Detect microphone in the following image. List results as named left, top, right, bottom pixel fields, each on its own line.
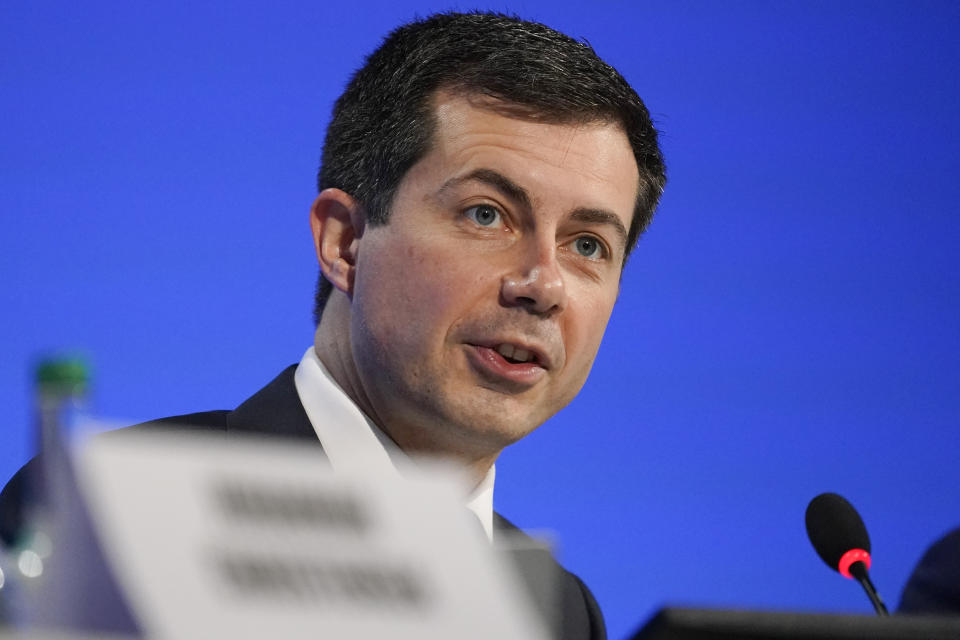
left=805, top=492, right=889, bottom=616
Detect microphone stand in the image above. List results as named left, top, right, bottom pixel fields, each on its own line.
left=849, top=561, right=889, bottom=616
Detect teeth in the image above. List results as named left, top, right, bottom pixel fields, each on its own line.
left=495, top=344, right=533, bottom=363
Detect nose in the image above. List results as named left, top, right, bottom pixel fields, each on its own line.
left=501, top=242, right=567, bottom=315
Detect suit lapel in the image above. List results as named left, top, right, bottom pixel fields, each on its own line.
left=226, top=365, right=319, bottom=442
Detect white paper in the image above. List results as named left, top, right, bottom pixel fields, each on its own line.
left=74, top=428, right=547, bottom=640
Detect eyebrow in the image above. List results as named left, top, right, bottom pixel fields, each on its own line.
left=438, top=168, right=629, bottom=251
left=438, top=168, right=532, bottom=210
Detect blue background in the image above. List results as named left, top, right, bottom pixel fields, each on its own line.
left=2, top=2, right=959, bottom=637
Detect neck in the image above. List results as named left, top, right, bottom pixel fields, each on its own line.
left=313, top=295, right=498, bottom=488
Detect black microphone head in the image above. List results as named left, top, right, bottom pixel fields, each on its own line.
left=805, top=492, right=871, bottom=572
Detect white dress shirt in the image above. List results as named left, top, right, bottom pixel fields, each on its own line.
left=294, top=347, right=495, bottom=541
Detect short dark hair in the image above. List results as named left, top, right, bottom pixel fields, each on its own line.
left=314, top=11, right=666, bottom=323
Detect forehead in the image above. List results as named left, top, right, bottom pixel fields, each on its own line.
left=410, top=93, right=640, bottom=225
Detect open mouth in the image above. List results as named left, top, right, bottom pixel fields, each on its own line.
left=464, top=342, right=548, bottom=390
left=494, top=343, right=538, bottom=365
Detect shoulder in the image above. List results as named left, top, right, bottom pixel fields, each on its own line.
left=0, top=410, right=232, bottom=546
left=1, top=365, right=307, bottom=546
left=494, top=512, right=607, bottom=640
left=129, top=410, right=231, bottom=432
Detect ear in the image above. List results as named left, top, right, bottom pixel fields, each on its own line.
left=309, top=188, right=366, bottom=296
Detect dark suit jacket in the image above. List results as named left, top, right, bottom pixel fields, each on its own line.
left=899, top=527, right=960, bottom=615
left=0, top=365, right=606, bottom=640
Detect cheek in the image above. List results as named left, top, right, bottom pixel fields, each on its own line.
left=396, top=245, right=461, bottom=313
left=356, top=237, right=484, bottom=348
left=564, top=289, right=618, bottom=375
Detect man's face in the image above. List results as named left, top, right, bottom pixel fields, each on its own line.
left=348, top=94, right=640, bottom=458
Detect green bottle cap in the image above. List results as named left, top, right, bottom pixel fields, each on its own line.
left=35, top=357, right=90, bottom=392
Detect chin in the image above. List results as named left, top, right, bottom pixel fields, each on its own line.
left=442, top=403, right=546, bottom=452
left=404, top=382, right=557, bottom=454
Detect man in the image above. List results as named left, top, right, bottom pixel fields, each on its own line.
left=1, top=11, right=665, bottom=639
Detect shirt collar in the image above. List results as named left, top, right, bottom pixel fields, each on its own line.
left=294, top=346, right=496, bottom=541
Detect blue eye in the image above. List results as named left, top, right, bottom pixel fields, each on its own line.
left=464, top=204, right=502, bottom=227
left=573, top=236, right=603, bottom=259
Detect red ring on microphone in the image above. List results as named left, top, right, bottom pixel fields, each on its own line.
left=838, top=548, right=871, bottom=579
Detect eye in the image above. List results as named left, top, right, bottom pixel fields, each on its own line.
left=572, top=235, right=605, bottom=259
left=464, top=204, right=503, bottom=228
